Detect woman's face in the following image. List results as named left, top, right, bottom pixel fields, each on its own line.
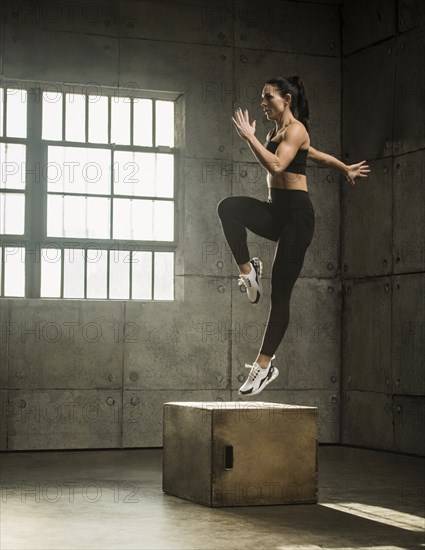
left=260, top=84, right=289, bottom=120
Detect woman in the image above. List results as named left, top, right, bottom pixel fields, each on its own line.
left=217, top=75, right=370, bottom=397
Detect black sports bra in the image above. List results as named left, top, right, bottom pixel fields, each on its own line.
left=265, top=129, right=308, bottom=175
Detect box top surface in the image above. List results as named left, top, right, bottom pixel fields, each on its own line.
left=164, top=401, right=318, bottom=410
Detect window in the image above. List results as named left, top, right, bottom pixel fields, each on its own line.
left=0, top=84, right=179, bottom=300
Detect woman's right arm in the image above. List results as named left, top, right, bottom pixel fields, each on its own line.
left=308, top=146, right=370, bottom=185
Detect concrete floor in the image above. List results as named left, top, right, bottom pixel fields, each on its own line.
left=0, top=445, right=424, bottom=550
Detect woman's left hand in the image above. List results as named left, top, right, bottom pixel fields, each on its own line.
left=231, top=108, right=256, bottom=140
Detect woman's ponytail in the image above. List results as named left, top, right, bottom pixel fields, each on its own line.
left=290, top=75, right=310, bottom=132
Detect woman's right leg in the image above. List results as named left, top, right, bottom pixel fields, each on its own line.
left=217, top=195, right=278, bottom=266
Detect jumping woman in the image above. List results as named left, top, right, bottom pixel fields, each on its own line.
left=217, top=75, right=370, bottom=397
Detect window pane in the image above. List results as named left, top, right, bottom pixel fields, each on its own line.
left=155, top=100, right=174, bottom=147
left=47, top=194, right=64, bottom=236
left=155, top=153, right=174, bottom=197
left=48, top=146, right=111, bottom=195
left=113, top=199, right=152, bottom=240
left=133, top=99, right=152, bottom=146
left=0, top=143, right=26, bottom=190
left=0, top=88, right=4, bottom=137
left=0, top=193, right=25, bottom=234
left=88, top=95, right=108, bottom=144
left=86, top=197, right=111, bottom=238
left=65, top=93, right=86, bottom=142
left=132, top=251, right=152, bottom=299
left=114, top=151, right=155, bottom=197
left=47, top=195, right=110, bottom=238
left=153, top=201, right=174, bottom=240
left=87, top=248, right=107, bottom=299
left=109, top=250, right=130, bottom=299
left=40, top=247, right=62, bottom=297
left=154, top=252, right=173, bottom=300
left=42, top=91, right=63, bottom=141
left=112, top=199, right=173, bottom=241
left=4, top=246, right=25, bottom=296
left=111, top=97, right=130, bottom=145
left=113, top=152, right=173, bottom=198
left=6, top=89, right=27, bottom=138
left=63, top=248, right=85, bottom=298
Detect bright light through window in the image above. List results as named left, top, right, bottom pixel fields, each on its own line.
left=156, top=100, right=174, bottom=146
left=4, top=246, right=25, bottom=296
left=65, top=93, right=86, bottom=142
left=6, top=89, right=27, bottom=138
left=1, top=85, right=176, bottom=300
left=42, top=90, right=63, bottom=141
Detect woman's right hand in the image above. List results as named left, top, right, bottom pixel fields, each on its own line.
left=345, top=160, right=371, bottom=186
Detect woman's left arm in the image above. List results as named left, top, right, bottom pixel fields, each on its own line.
left=308, top=146, right=371, bottom=186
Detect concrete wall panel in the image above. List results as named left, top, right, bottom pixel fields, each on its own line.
left=307, top=173, right=341, bottom=279
left=392, top=274, right=425, bottom=395
left=119, top=0, right=233, bottom=47
left=342, top=0, right=396, bottom=55
left=7, top=300, right=124, bottom=390
left=234, top=0, right=340, bottom=57
left=178, top=156, right=232, bottom=277
left=0, top=390, right=7, bottom=450
left=298, top=0, right=342, bottom=3
left=397, top=0, right=425, bottom=34
left=394, top=29, right=425, bottom=155
left=7, top=389, right=121, bottom=450
left=341, top=159, right=392, bottom=278
left=231, top=160, right=271, bottom=203
left=342, top=278, right=392, bottom=393
left=393, top=395, right=425, bottom=455
left=340, top=1, right=424, bottom=456
left=341, top=390, right=393, bottom=450
left=3, top=0, right=120, bottom=37
left=232, top=278, right=341, bottom=392
left=26, top=0, right=119, bottom=36
left=3, top=26, right=119, bottom=86
left=119, top=39, right=233, bottom=160
left=342, top=39, right=396, bottom=162
left=122, top=389, right=231, bottom=447
left=124, top=276, right=230, bottom=391
left=393, top=150, right=425, bottom=274
left=233, top=49, right=341, bottom=164
left=0, top=300, right=10, bottom=389
left=235, top=389, right=339, bottom=443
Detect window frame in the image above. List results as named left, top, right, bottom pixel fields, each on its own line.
left=0, top=81, right=182, bottom=300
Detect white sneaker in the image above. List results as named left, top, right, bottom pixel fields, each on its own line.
left=237, top=257, right=263, bottom=304
left=238, top=355, right=278, bottom=396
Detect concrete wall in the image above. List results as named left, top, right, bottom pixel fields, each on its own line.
left=1, top=1, right=422, bottom=457
left=340, top=0, right=425, bottom=455
left=0, top=0, right=343, bottom=450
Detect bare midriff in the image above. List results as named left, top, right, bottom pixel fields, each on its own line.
left=266, top=167, right=308, bottom=192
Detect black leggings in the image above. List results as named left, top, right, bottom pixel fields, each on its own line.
left=217, top=188, right=315, bottom=357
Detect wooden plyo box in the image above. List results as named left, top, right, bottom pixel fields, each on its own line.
left=162, top=401, right=318, bottom=507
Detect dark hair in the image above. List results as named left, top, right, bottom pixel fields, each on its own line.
left=265, top=75, right=310, bottom=132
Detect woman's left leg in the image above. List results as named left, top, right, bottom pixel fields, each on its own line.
left=238, top=206, right=315, bottom=396
left=259, top=207, right=315, bottom=358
